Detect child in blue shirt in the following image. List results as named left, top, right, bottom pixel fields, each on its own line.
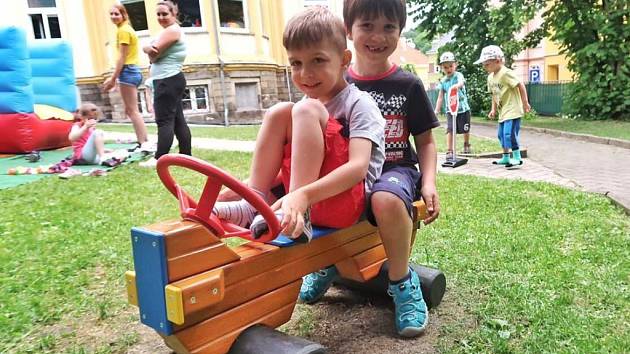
left=434, top=52, right=472, bottom=158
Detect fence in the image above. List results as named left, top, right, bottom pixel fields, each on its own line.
left=427, top=81, right=571, bottom=116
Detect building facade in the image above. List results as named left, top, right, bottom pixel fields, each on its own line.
left=5, top=0, right=345, bottom=125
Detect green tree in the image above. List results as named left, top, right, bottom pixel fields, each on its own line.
left=544, top=0, right=629, bottom=120
left=408, top=0, right=545, bottom=115
left=402, top=28, right=432, bottom=53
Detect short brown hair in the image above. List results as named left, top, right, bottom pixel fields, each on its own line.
left=283, top=6, right=347, bottom=52
left=343, top=0, right=407, bottom=34
left=79, top=103, right=100, bottom=117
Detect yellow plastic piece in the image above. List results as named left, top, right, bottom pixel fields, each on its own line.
left=34, top=104, right=74, bottom=121
left=125, top=271, right=138, bottom=306
left=165, top=285, right=185, bottom=325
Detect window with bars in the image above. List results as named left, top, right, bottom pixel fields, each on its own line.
left=175, top=0, right=203, bottom=28
left=27, top=0, right=61, bottom=39
left=137, top=85, right=210, bottom=115
left=182, top=85, right=209, bottom=112
left=218, top=0, right=246, bottom=29
left=122, top=0, right=148, bottom=31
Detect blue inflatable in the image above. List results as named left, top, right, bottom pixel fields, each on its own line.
left=0, top=26, right=77, bottom=153
left=29, top=40, right=77, bottom=113
left=0, top=27, right=34, bottom=114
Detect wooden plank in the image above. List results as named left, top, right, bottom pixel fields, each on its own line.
left=192, top=303, right=295, bottom=354
left=222, top=221, right=377, bottom=287
left=167, top=243, right=240, bottom=282
left=335, top=244, right=386, bottom=282
left=166, top=268, right=224, bottom=325
left=173, top=280, right=301, bottom=351
left=173, top=232, right=383, bottom=329
left=164, top=222, right=222, bottom=258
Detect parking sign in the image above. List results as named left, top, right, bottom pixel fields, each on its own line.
left=529, top=66, right=541, bottom=83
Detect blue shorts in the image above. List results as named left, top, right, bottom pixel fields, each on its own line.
left=366, top=165, right=421, bottom=226
left=118, top=65, right=143, bottom=87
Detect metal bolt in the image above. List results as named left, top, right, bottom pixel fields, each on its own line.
left=152, top=241, right=157, bottom=247
left=134, top=236, right=138, bottom=242
left=142, top=314, right=146, bottom=319
left=190, top=296, right=196, bottom=304
left=160, top=322, right=164, bottom=328
left=212, top=288, right=218, bottom=295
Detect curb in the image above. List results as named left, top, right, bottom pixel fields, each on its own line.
left=606, top=192, right=630, bottom=217
left=458, top=148, right=528, bottom=159
left=470, top=120, right=630, bottom=149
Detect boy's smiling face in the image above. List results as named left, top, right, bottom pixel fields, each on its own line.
left=347, top=15, right=400, bottom=66
left=287, top=39, right=351, bottom=103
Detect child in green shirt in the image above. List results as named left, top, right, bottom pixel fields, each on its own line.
left=475, top=45, right=531, bottom=167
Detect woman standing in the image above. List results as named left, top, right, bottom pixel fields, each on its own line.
left=139, top=0, right=191, bottom=167
left=102, top=4, right=150, bottom=152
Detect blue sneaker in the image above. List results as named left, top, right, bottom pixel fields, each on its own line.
left=299, top=266, right=338, bottom=304
left=388, top=269, right=428, bottom=337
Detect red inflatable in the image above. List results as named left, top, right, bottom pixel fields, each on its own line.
left=0, top=113, right=72, bottom=153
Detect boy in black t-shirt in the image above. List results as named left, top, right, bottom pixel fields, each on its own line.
left=299, top=0, right=441, bottom=338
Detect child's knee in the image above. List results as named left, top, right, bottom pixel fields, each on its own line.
left=292, top=99, right=328, bottom=127
left=263, top=101, right=294, bottom=125
left=371, top=191, right=406, bottom=217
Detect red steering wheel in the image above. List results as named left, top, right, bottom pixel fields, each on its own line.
left=156, top=154, right=281, bottom=243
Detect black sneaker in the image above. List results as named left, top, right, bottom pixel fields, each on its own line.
left=127, top=142, right=141, bottom=152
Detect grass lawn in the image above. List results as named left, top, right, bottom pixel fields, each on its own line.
left=100, top=123, right=500, bottom=154
left=1, top=150, right=628, bottom=353
left=100, top=123, right=261, bottom=141
left=471, top=116, right=630, bottom=141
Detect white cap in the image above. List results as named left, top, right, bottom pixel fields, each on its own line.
left=439, top=52, right=456, bottom=64
left=474, top=45, right=504, bottom=64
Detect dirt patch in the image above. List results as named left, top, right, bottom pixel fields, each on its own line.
left=282, top=286, right=471, bottom=354
left=124, top=285, right=473, bottom=354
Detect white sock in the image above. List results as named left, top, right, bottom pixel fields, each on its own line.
left=213, top=188, right=265, bottom=227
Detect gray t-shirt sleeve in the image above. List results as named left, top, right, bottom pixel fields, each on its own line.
left=348, top=91, right=386, bottom=145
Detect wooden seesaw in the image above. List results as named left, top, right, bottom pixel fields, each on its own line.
left=125, top=154, right=446, bottom=354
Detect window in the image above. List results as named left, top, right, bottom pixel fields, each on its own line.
left=218, top=0, right=246, bottom=29
left=235, top=83, right=259, bottom=110
left=174, top=0, right=203, bottom=27
left=122, top=0, right=148, bottom=31
left=27, top=0, right=61, bottom=39
left=182, top=85, right=209, bottom=112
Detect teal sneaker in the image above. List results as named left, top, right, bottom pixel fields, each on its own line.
left=506, top=149, right=523, bottom=167
left=299, top=266, right=338, bottom=304
left=492, top=153, right=510, bottom=165
left=388, top=269, right=428, bottom=337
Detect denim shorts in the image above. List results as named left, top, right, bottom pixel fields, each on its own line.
left=118, top=65, right=143, bottom=87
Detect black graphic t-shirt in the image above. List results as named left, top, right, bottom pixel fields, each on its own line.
left=346, top=65, right=440, bottom=171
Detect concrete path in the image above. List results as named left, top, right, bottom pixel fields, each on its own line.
left=468, top=124, right=630, bottom=213
left=105, top=125, right=629, bottom=213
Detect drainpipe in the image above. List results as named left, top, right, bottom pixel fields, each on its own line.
left=210, top=1, right=229, bottom=126
left=285, top=65, right=292, bottom=102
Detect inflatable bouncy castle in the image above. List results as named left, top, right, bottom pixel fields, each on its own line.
left=0, top=26, right=78, bottom=154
